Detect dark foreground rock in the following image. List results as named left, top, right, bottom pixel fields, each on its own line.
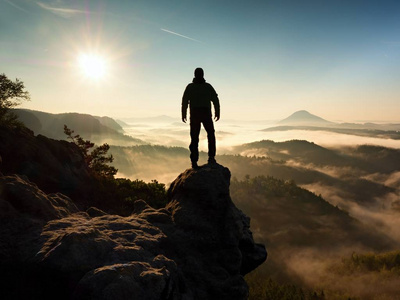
left=0, top=164, right=266, bottom=300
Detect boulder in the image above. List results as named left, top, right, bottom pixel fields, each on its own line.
left=0, top=174, right=79, bottom=264
left=0, top=174, right=79, bottom=222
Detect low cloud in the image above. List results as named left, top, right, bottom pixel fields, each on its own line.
left=385, top=171, right=400, bottom=188
left=302, top=181, right=400, bottom=243
left=283, top=248, right=400, bottom=299
left=121, top=120, right=400, bottom=152
left=286, top=160, right=361, bottom=179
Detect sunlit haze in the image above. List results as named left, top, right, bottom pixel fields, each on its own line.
left=1, top=0, right=400, bottom=122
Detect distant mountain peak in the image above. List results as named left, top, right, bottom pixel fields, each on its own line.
left=292, top=110, right=313, bottom=116
left=279, top=110, right=333, bottom=126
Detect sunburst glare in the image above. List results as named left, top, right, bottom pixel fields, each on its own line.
left=78, top=53, right=107, bottom=80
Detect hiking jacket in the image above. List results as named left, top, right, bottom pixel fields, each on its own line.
left=181, top=78, right=220, bottom=119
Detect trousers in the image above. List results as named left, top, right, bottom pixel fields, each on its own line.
left=189, top=108, right=216, bottom=163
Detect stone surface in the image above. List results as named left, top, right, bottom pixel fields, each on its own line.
left=0, top=174, right=79, bottom=266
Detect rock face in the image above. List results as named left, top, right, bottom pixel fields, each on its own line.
left=1, top=162, right=266, bottom=299
left=0, top=126, right=92, bottom=202
left=166, top=164, right=267, bottom=298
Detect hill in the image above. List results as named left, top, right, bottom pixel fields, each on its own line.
left=13, top=109, right=145, bottom=146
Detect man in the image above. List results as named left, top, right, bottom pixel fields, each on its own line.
left=181, top=68, right=220, bottom=169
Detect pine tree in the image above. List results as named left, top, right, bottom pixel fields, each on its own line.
left=64, top=125, right=118, bottom=178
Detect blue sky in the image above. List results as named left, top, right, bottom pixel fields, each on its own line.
left=1, top=0, right=400, bottom=121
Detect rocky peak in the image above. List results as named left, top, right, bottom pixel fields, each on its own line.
left=167, top=164, right=267, bottom=276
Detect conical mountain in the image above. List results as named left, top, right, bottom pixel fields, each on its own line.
left=278, top=110, right=334, bottom=126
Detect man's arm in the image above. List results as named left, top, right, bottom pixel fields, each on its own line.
left=210, top=85, right=220, bottom=121
left=181, top=85, right=190, bottom=123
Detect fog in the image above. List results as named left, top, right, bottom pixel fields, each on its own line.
left=122, top=120, right=400, bottom=152
left=283, top=248, right=400, bottom=300
left=117, top=120, right=400, bottom=233
left=112, top=119, right=400, bottom=299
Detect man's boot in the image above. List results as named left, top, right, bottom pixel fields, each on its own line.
left=208, top=157, right=216, bottom=164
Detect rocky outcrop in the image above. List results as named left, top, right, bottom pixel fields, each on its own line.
left=165, top=164, right=267, bottom=298
left=0, top=163, right=266, bottom=299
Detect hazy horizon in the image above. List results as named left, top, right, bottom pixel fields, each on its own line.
left=15, top=107, right=400, bottom=124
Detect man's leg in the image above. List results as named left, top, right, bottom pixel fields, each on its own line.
left=202, top=114, right=216, bottom=163
left=189, top=114, right=201, bottom=167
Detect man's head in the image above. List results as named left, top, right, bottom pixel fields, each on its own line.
left=194, top=68, right=204, bottom=79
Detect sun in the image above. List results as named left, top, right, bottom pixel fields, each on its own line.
left=78, top=53, right=107, bottom=80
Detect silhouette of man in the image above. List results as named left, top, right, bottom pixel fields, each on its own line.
left=182, top=68, right=220, bottom=169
